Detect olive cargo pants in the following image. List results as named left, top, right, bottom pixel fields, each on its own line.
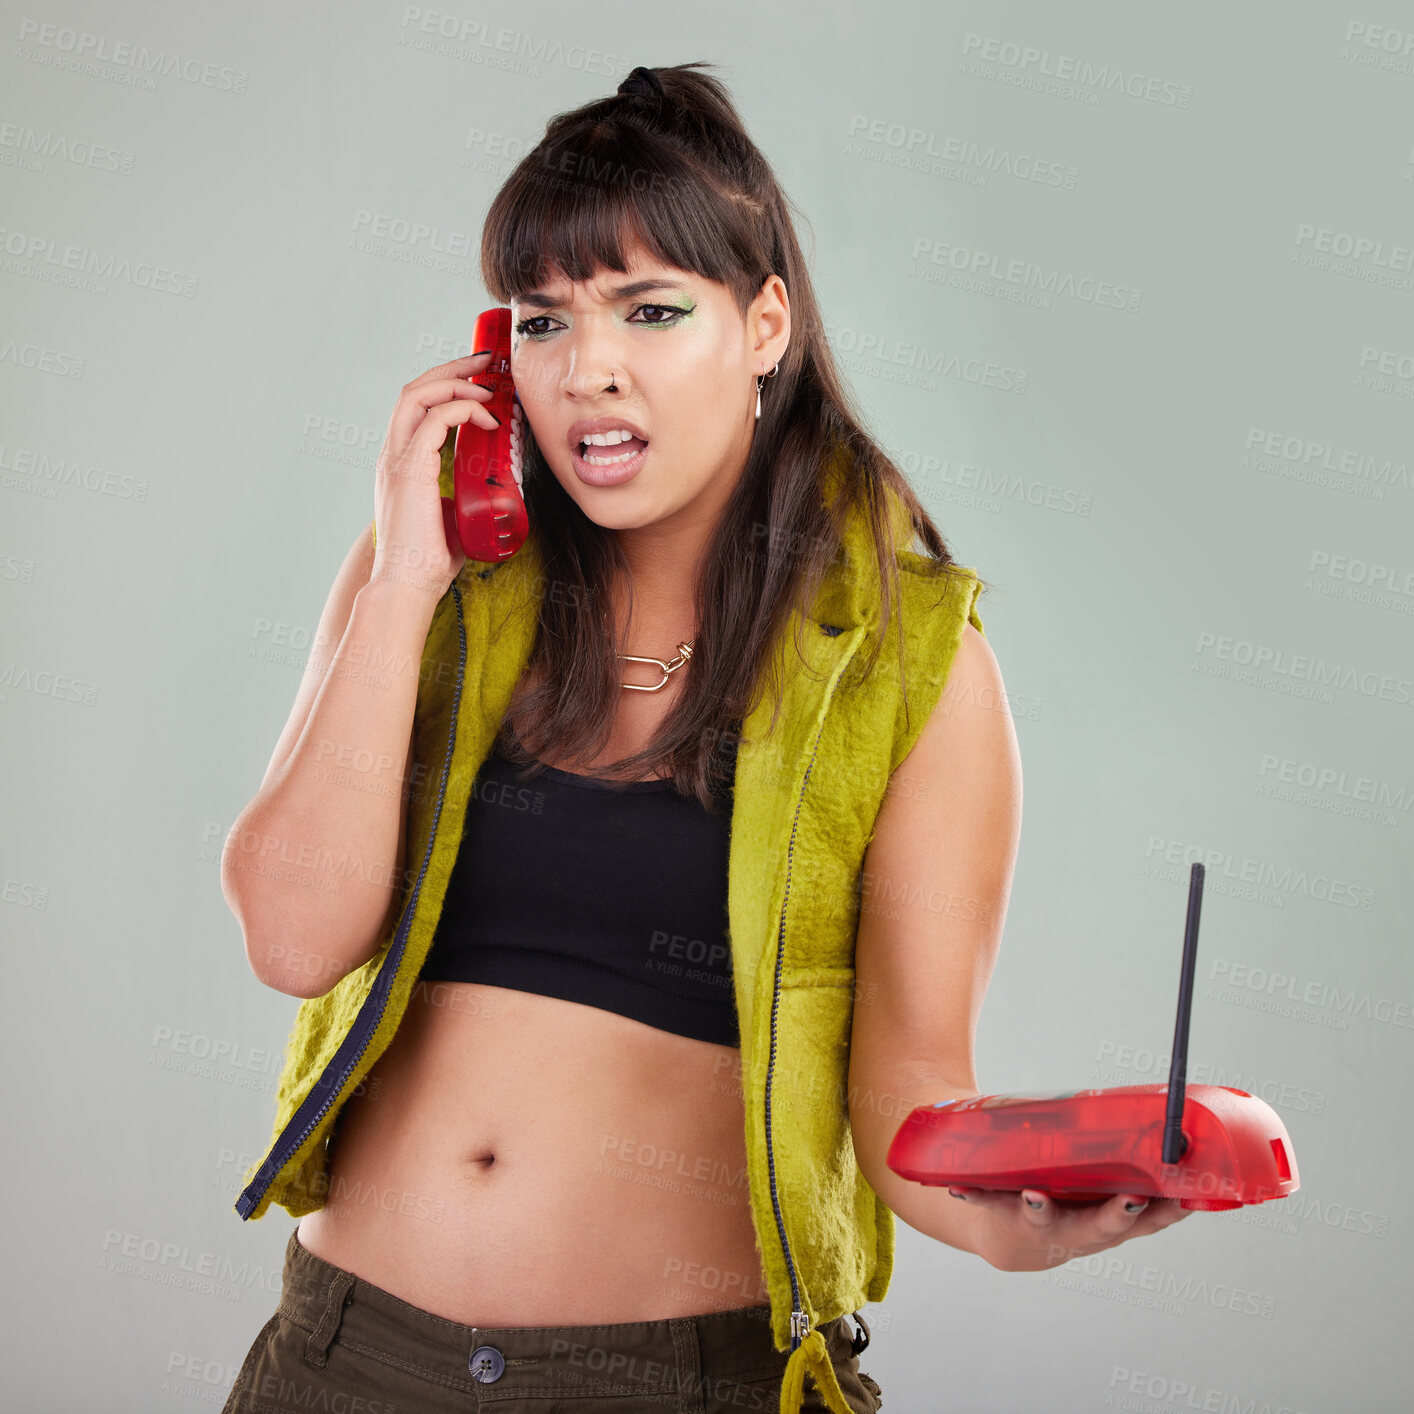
left=223, top=1226, right=883, bottom=1412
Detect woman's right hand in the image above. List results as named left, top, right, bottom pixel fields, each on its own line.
left=371, top=350, right=502, bottom=604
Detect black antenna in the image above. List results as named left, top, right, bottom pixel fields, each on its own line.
left=1162, top=862, right=1204, bottom=1166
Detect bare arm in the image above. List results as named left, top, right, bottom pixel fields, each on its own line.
left=222, top=351, right=498, bottom=997
left=849, top=624, right=1194, bottom=1270
left=848, top=622, right=1021, bottom=1261
left=220, top=523, right=433, bottom=997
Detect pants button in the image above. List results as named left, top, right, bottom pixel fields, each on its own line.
left=469, top=1344, right=505, bottom=1382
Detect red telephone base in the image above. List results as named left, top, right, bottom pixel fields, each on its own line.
left=888, top=1084, right=1299, bottom=1211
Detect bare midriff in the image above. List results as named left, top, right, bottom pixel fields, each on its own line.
left=295, top=661, right=769, bottom=1326
left=294, top=982, right=768, bottom=1325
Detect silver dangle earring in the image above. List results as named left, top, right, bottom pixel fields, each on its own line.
left=754, top=360, right=779, bottom=421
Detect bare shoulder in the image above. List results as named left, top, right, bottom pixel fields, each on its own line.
left=949, top=620, right=1005, bottom=718
left=848, top=618, right=1021, bottom=1088
left=901, top=620, right=1017, bottom=796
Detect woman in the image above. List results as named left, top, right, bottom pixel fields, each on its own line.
left=220, top=63, right=1193, bottom=1414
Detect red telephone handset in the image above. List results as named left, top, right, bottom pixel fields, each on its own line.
left=441, top=307, right=528, bottom=563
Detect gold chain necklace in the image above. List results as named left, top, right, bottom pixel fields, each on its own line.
left=604, top=609, right=695, bottom=692
left=617, top=639, right=694, bottom=691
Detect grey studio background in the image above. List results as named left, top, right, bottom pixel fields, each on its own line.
left=1, top=2, right=1409, bottom=1410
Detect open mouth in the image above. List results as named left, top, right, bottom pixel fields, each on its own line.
left=569, top=427, right=651, bottom=486
left=577, top=433, right=649, bottom=465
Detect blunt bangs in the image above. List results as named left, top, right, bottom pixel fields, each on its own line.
left=480, top=118, right=768, bottom=316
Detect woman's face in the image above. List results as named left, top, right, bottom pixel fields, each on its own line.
left=509, top=242, right=789, bottom=538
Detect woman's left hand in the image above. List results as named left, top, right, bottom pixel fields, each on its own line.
left=947, top=1186, right=1197, bottom=1272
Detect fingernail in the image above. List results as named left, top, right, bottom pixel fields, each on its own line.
left=1024, top=1194, right=1044, bottom=1210
left=1125, top=1199, right=1149, bottom=1213
left=472, top=349, right=492, bottom=356
left=948, top=1188, right=967, bottom=1201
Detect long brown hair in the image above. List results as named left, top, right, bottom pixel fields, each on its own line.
left=480, top=61, right=979, bottom=809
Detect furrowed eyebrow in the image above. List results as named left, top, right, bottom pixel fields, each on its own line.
left=513, top=279, right=689, bottom=310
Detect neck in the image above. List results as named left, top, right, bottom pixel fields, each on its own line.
left=611, top=538, right=698, bottom=635
left=610, top=459, right=742, bottom=647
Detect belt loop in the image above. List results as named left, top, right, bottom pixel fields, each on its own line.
left=304, top=1269, right=356, bottom=1369
left=670, top=1317, right=705, bottom=1414
left=849, top=1311, right=871, bottom=1357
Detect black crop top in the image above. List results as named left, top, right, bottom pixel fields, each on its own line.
left=418, top=727, right=740, bottom=1047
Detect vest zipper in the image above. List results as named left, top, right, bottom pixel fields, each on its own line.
left=762, top=631, right=852, bottom=1351
left=235, top=583, right=468, bottom=1220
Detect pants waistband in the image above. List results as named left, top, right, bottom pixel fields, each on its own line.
left=277, top=1226, right=822, bottom=1403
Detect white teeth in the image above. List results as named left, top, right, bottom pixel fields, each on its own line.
left=577, top=426, right=645, bottom=466
left=582, top=446, right=640, bottom=466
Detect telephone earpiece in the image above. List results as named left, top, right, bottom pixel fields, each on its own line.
left=442, top=307, right=528, bottom=563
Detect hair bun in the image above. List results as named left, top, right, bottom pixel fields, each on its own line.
left=617, top=66, right=664, bottom=98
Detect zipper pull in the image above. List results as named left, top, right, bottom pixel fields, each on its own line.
left=790, top=1308, right=811, bottom=1346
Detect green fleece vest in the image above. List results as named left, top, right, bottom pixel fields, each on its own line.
left=235, top=461, right=984, bottom=1414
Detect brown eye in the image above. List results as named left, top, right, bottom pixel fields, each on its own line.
left=629, top=304, right=690, bottom=327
